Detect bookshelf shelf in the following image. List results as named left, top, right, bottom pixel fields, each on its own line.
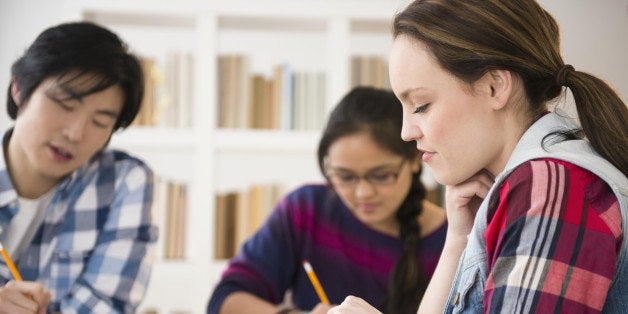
left=81, top=1, right=404, bottom=313
left=215, top=129, right=320, bottom=152
left=111, top=127, right=196, bottom=149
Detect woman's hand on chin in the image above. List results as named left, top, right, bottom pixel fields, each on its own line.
left=445, top=170, right=495, bottom=241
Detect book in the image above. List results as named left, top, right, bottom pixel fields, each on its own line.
left=213, top=183, right=285, bottom=259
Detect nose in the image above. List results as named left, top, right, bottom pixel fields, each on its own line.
left=62, top=115, right=89, bottom=142
left=400, top=115, right=422, bottom=142
left=354, top=178, right=376, bottom=199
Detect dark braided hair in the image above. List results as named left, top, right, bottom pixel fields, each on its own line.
left=381, top=170, right=427, bottom=314
left=317, top=86, right=429, bottom=313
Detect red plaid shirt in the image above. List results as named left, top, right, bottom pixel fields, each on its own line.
left=484, top=159, right=622, bottom=313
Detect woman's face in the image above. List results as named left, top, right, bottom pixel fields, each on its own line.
left=9, top=76, right=122, bottom=188
left=326, top=131, right=420, bottom=235
left=389, top=35, right=506, bottom=185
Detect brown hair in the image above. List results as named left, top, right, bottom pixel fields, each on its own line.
left=393, top=0, right=627, bottom=176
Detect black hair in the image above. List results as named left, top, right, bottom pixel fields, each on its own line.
left=7, top=21, right=143, bottom=130
left=317, top=86, right=428, bottom=313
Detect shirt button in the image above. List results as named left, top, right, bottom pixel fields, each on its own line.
left=453, top=292, right=460, bottom=305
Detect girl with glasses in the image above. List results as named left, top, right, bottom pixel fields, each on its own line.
left=207, top=86, right=447, bottom=314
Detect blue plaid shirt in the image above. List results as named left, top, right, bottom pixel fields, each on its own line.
left=0, top=130, right=158, bottom=313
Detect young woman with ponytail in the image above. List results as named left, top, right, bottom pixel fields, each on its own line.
left=207, top=86, right=447, bottom=314
left=330, top=0, right=627, bottom=313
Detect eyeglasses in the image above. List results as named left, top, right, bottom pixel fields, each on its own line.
left=325, top=159, right=407, bottom=189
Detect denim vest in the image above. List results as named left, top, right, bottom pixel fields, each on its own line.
left=443, top=112, right=628, bottom=313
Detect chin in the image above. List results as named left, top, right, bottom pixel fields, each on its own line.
left=355, top=211, right=379, bottom=223
left=431, top=172, right=452, bottom=186
left=44, top=166, right=76, bottom=180
left=432, top=172, right=466, bottom=186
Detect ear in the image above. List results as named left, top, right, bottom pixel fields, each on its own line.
left=482, top=69, right=513, bottom=110
left=11, top=78, right=22, bottom=106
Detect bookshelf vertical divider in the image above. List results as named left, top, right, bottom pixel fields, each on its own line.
left=188, top=12, right=218, bottom=313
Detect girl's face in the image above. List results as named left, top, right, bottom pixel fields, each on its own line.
left=326, top=131, right=420, bottom=236
left=8, top=76, right=122, bottom=190
left=389, top=35, right=508, bottom=185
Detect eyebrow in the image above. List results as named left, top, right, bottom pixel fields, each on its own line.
left=329, top=163, right=399, bottom=173
left=398, top=87, right=427, bottom=102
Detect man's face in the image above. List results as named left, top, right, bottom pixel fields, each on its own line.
left=9, top=76, right=122, bottom=185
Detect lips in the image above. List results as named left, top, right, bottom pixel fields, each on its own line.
left=49, top=144, right=74, bottom=162
left=358, top=203, right=378, bottom=213
left=417, top=146, right=436, bottom=162
left=422, top=152, right=435, bottom=162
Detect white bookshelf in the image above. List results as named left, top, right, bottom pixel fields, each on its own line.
left=0, top=1, right=625, bottom=312
left=82, top=0, right=406, bottom=313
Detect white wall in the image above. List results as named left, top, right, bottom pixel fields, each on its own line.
left=0, top=0, right=82, bottom=128
left=542, top=0, right=628, bottom=98
left=1, top=0, right=627, bottom=128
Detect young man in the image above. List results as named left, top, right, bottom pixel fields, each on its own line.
left=0, top=21, right=157, bottom=314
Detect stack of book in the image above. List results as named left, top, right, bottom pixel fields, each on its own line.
left=153, top=177, right=188, bottom=260
left=214, top=183, right=285, bottom=259
left=350, top=55, right=390, bottom=90
left=217, top=55, right=326, bottom=131
left=134, top=53, right=194, bottom=128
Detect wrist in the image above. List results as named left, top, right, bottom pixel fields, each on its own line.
left=444, top=233, right=468, bottom=252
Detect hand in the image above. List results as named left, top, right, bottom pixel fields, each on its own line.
left=327, top=296, right=382, bottom=314
left=310, top=302, right=334, bottom=314
left=0, top=280, right=51, bottom=314
left=445, top=170, right=495, bottom=241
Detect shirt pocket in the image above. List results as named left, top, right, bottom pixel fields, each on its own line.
left=452, top=253, right=486, bottom=314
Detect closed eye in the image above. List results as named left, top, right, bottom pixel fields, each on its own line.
left=45, top=91, right=75, bottom=111
left=366, top=172, right=397, bottom=184
left=92, top=112, right=117, bottom=129
left=413, top=103, right=429, bottom=114
left=56, top=101, right=73, bottom=111
left=92, top=119, right=110, bottom=129
left=337, top=174, right=358, bottom=183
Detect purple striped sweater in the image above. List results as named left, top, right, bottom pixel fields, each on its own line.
left=207, top=184, right=446, bottom=313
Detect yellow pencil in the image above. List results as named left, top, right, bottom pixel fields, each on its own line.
left=0, top=242, right=23, bottom=281
left=302, top=260, right=329, bottom=304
